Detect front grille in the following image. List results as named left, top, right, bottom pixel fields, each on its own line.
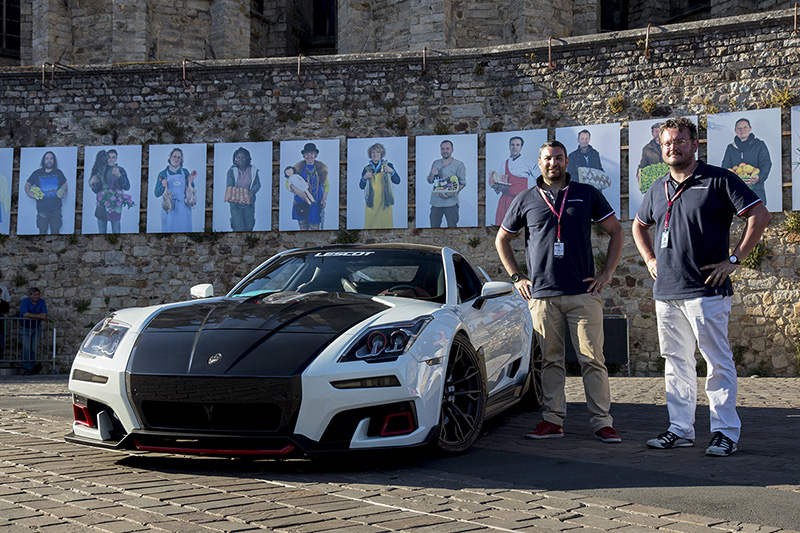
left=127, top=374, right=301, bottom=434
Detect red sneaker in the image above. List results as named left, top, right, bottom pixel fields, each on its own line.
left=524, top=420, right=564, bottom=439
left=594, top=426, right=622, bottom=443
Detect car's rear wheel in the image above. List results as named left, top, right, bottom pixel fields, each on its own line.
left=522, top=339, right=544, bottom=411
left=436, top=334, right=486, bottom=454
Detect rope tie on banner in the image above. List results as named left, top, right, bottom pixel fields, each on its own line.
left=794, top=2, right=798, bottom=34
left=548, top=37, right=556, bottom=69
left=644, top=24, right=652, bottom=59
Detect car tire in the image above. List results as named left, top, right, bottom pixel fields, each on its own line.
left=521, top=339, right=543, bottom=411
left=436, top=334, right=486, bottom=454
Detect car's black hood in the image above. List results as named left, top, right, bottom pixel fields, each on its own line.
left=128, top=292, right=389, bottom=377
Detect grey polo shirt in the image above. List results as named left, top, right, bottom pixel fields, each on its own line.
left=635, top=160, right=761, bottom=300
left=501, top=175, right=615, bottom=298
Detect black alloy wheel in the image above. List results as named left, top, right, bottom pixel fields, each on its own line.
left=436, top=334, right=486, bottom=454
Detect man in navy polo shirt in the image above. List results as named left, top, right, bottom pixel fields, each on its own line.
left=495, top=141, right=624, bottom=443
left=632, top=117, right=770, bottom=457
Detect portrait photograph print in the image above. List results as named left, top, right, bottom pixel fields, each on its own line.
left=212, top=142, right=273, bottom=233
left=278, top=139, right=340, bottom=232
left=485, top=129, right=547, bottom=226
left=628, top=116, right=698, bottom=219
left=82, top=145, right=142, bottom=235
left=707, top=108, right=781, bottom=211
left=791, top=106, right=800, bottom=211
left=17, top=146, right=78, bottom=236
left=0, top=148, right=12, bottom=235
left=346, top=136, right=408, bottom=230
left=414, top=134, right=478, bottom=229
left=146, top=144, right=207, bottom=234
left=556, top=123, right=621, bottom=217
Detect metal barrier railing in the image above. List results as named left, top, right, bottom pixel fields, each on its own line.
left=0, top=317, right=58, bottom=374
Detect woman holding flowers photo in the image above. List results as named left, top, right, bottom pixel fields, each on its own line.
left=89, top=149, right=134, bottom=234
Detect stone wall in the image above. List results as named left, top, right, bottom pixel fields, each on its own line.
left=1, top=9, right=799, bottom=376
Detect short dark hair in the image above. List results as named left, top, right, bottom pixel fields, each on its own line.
left=659, top=118, right=697, bottom=141
left=28, top=287, right=41, bottom=296
left=539, top=140, right=568, bottom=158
left=107, top=149, right=118, bottom=157
left=509, top=136, right=524, bottom=146
left=651, top=122, right=661, bottom=131
left=735, top=118, right=752, bottom=128
left=578, top=129, right=591, bottom=138
left=440, top=140, right=453, bottom=149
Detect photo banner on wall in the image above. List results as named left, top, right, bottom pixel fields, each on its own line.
left=0, top=148, right=12, bottom=235
left=485, top=129, right=547, bottom=226
left=414, top=134, right=478, bottom=229
left=17, top=147, right=78, bottom=236
left=555, top=123, right=621, bottom=217
left=792, top=106, right=800, bottom=212
left=146, top=144, right=207, bottom=234
left=212, top=142, right=273, bottom=233
left=82, top=145, right=142, bottom=235
left=346, top=137, right=408, bottom=230
left=278, top=139, right=340, bottom=232
left=628, top=116, right=698, bottom=220
left=707, top=108, right=781, bottom=212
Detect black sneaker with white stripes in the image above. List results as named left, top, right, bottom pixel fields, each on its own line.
left=705, top=431, right=737, bottom=456
left=646, top=430, right=694, bottom=449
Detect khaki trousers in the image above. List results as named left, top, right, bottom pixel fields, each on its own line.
left=530, top=293, right=613, bottom=431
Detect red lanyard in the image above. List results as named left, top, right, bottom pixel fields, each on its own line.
left=663, top=179, right=690, bottom=232
left=538, top=185, right=569, bottom=241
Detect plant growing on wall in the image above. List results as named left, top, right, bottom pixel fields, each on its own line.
left=641, top=97, right=657, bottom=115
left=608, top=94, right=626, bottom=114
left=763, top=87, right=795, bottom=108
left=433, top=121, right=449, bottom=135
left=741, top=241, right=770, bottom=269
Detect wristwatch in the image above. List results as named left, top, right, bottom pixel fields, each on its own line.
left=511, top=273, right=524, bottom=283
left=729, top=255, right=740, bottom=265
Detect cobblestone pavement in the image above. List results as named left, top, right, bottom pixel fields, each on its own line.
left=1, top=376, right=799, bottom=533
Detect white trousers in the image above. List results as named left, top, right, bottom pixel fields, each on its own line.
left=655, top=296, right=740, bottom=442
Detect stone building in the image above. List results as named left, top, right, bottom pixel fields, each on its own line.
left=0, top=0, right=787, bottom=66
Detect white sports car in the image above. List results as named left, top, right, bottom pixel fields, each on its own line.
left=67, top=244, right=540, bottom=456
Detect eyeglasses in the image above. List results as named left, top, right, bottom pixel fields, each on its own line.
left=660, top=139, right=693, bottom=148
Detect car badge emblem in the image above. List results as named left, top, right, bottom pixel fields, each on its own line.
left=207, top=353, right=223, bottom=365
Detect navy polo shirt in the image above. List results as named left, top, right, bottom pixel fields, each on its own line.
left=501, top=175, right=615, bottom=298
left=635, top=160, right=761, bottom=300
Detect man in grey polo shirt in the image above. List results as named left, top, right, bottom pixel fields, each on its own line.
left=426, top=139, right=466, bottom=228
left=632, top=117, right=770, bottom=457
left=495, top=140, right=624, bottom=443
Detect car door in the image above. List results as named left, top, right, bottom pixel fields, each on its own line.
left=450, top=255, right=523, bottom=394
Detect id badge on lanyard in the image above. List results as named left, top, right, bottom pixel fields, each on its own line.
left=662, top=180, right=689, bottom=249
left=538, top=186, right=568, bottom=259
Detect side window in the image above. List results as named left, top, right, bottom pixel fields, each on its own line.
left=453, top=255, right=482, bottom=303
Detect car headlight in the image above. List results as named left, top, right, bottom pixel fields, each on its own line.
left=340, top=316, right=432, bottom=363
left=80, top=317, right=131, bottom=359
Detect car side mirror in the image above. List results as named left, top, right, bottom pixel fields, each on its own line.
left=190, top=283, right=214, bottom=299
left=472, top=281, right=514, bottom=309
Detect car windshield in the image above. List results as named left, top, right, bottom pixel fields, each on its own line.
left=231, top=249, right=446, bottom=302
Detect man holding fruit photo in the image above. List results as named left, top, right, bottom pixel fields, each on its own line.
left=721, top=117, right=771, bottom=206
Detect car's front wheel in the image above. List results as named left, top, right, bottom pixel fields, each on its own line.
left=436, top=334, right=486, bottom=454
